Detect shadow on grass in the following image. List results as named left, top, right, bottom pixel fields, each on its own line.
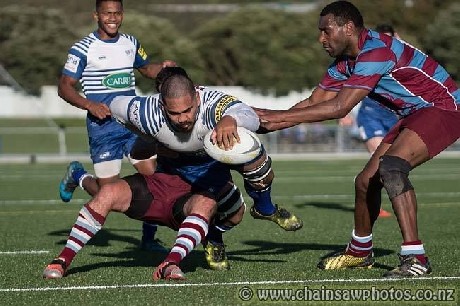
left=49, top=228, right=395, bottom=276
left=46, top=227, right=206, bottom=276
left=48, top=228, right=211, bottom=276
left=228, top=240, right=395, bottom=270
left=65, top=248, right=209, bottom=277
left=296, top=201, right=355, bottom=213
left=48, top=228, right=143, bottom=248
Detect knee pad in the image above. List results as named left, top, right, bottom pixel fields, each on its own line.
left=378, top=155, right=413, bottom=199
left=216, top=184, right=245, bottom=220
left=213, top=203, right=245, bottom=231
left=240, top=152, right=273, bottom=190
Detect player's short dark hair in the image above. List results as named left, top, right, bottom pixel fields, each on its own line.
left=375, top=24, right=395, bottom=36
left=96, top=0, right=123, bottom=10
left=159, top=68, right=195, bottom=100
left=155, top=66, right=189, bottom=93
left=320, top=1, right=363, bottom=28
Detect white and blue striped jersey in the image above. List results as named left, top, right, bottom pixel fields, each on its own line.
left=62, top=31, right=150, bottom=137
left=110, top=86, right=260, bottom=191
left=111, top=86, right=259, bottom=154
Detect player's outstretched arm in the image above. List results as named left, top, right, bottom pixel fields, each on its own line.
left=256, top=87, right=367, bottom=131
left=254, top=87, right=336, bottom=132
left=138, top=60, right=177, bottom=79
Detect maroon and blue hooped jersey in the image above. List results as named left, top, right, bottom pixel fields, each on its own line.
left=319, top=29, right=460, bottom=117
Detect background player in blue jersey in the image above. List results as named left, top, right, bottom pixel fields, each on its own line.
left=57, top=0, right=175, bottom=251
left=355, top=24, right=400, bottom=218
left=256, top=0, right=460, bottom=278
left=356, top=24, right=399, bottom=156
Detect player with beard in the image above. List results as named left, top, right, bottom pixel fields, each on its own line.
left=110, top=67, right=303, bottom=271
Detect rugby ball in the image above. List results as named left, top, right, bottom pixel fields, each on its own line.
left=203, top=127, right=262, bottom=164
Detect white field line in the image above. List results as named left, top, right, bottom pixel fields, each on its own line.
left=0, top=250, right=49, bottom=255
left=0, top=199, right=87, bottom=205
left=1, top=276, right=459, bottom=292
left=1, top=172, right=459, bottom=181
left=2, top=191, right=460, bottom=205
left=274, top=173, right=460, bottom=182
left=0, top=174, right=62, bottom=180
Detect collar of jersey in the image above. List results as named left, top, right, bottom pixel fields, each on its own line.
left=93, top=30, right=120, bottom=43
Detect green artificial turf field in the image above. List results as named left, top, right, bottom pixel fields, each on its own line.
left=0, top=159, right=458, bottom=305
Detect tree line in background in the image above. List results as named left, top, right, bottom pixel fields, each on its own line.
left=0, top=0, right=459, bottom=96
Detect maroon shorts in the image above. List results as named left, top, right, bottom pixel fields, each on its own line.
left=383, top=107, right=460, bottom=158
left=123, top=172, right=192, bottom=230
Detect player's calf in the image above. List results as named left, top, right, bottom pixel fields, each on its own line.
left=234, top=149, right=303, bottom=230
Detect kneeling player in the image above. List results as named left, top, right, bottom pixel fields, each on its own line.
left=43, top=171, right=245, bottom=281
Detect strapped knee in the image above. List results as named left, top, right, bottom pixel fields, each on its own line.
left=240, top=150, right=273, bottom=190
left=378, top=155, right=413, bottom=199
left=216, top=184, right=245, bottom=220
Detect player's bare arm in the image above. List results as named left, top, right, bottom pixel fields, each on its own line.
left=289, top=86, right=338, bottom=109
left=138, top=60, right=177, bottom=79
left=58, top=74, right=110, bottom=120
left=258, top=87, right=368, bottom=130
left=251, top=98, right=312, bottom=128
left=255, top=86, right=338, bottom=131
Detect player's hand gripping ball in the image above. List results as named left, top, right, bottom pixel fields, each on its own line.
left=204, top=127, right=262, bottom=164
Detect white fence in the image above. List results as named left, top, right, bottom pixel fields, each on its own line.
left=0, top=85, right=311, bottom=118
left=2, top=85, right=460, bottom=163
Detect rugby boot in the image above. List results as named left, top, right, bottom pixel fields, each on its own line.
left=59, top=161, right=84, bottom=202
left=383, top=254, right=431, bottom=278
left=378, top=208, right=392, bottom=218
left=153, top=261, right=185, bottom=281
left=43, top=258, right=67, bottom=279
left=250, top=204, right=303, bottom=231
left=318, top=251, right=374, bottom=270
left=203, top=241, right=230, bottom=270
